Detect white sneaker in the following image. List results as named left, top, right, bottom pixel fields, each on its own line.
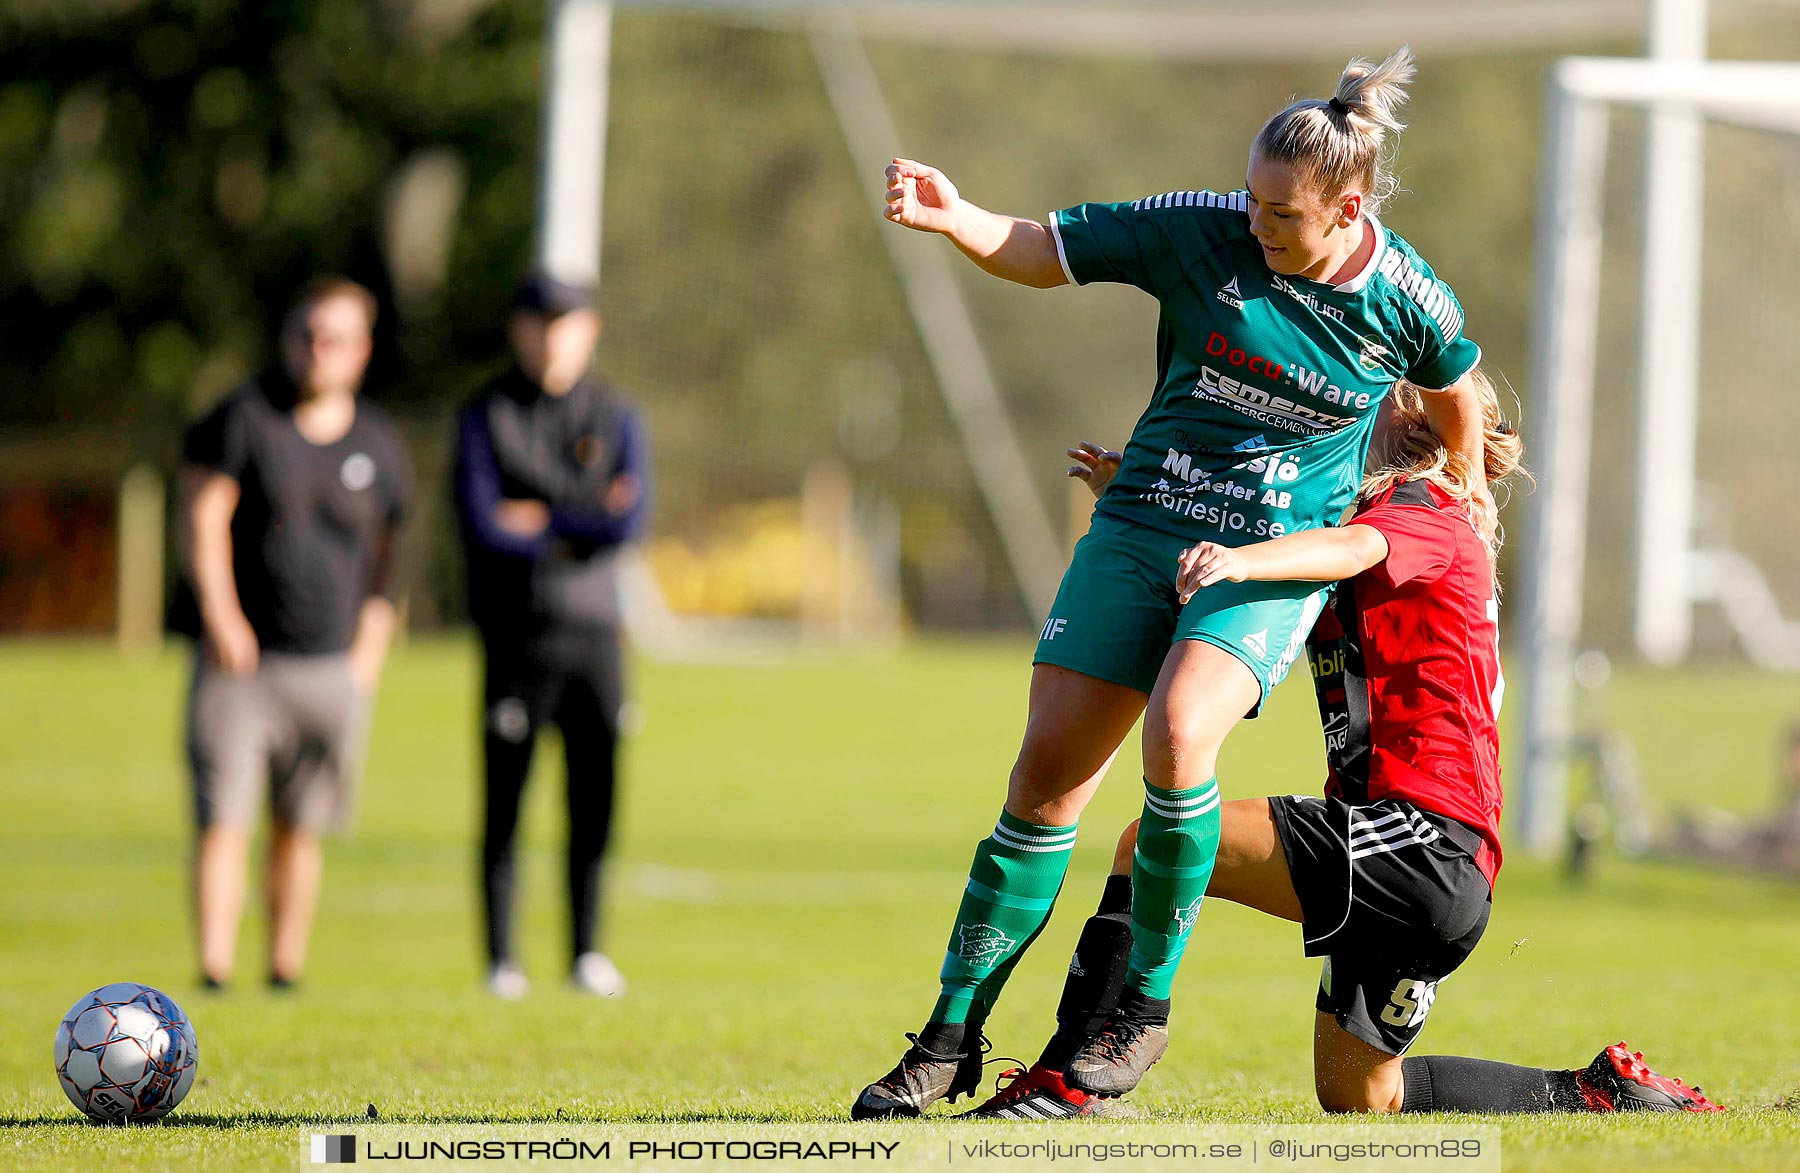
left=572, top=952, right=627, bottom=997
left=486, top=961, right=529, bottom=1000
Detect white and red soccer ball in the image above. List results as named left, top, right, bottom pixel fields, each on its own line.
left=53, top=983, right=199, bottom=1123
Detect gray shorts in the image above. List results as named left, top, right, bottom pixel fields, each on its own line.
left=186, top=652, right=371, bottom=834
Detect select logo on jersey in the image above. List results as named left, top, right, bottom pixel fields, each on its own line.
left=1041, top=617, right=1067, bottom=641
left=1241, top=628, right=1269, bottom=660
left=1216, top=276, right=1243, bottom=310
left=957, top=924, right=1015, bottom=965
left=340, top=452, right=375, bottom=492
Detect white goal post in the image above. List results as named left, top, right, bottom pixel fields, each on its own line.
left=1516, top=55, right=1800, bottom=854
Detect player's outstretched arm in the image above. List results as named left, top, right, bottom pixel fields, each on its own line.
left=884, top=158, right=1067, bottom=289
left=1176, top=527, right=1388, bottom=603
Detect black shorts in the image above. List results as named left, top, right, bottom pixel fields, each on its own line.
left=1269, top=795, right=1492, bottom=1056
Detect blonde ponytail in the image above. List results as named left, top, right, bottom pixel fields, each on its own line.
left=1253, top=46, right=1416, bottom=211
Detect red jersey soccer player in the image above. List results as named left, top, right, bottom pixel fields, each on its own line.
left=968, top=377, right=1722, bottom=1119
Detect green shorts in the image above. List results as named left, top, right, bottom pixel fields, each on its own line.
left=1033, top=516, right=1329, bottom=714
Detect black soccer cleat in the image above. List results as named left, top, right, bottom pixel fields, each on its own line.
left=851, top=1032, right=988, bottom=1119
left=1573, top=1042, right=1724, bottom=1113
left=1065, top=1016, right=1169, bottom=1096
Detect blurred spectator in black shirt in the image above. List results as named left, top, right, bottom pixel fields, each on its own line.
left=453, top=271, right=648, bottom=999
left=173, top=275, right=410, bottom=990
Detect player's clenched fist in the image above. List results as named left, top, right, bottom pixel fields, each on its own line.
left=1176, top=541, right=1250, bottom=602
left=885, top=158, right=960, bottom=234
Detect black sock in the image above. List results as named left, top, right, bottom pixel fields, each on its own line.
left=917, top=1020, right=969, bottom=1058
left=1098, top=873, right=1132, bottom=916
left=1038, top=909, right=1133, bottom=1070
left=1400, top=1055, right=1584, bottom=1113
left=1113, top=987, right=1170, bottom=1026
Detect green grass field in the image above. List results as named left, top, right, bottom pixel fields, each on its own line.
left=1, top=638, right=1796, bottom=1171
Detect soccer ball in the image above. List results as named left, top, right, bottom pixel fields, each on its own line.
left=53, top=983, right=199, bottom=1124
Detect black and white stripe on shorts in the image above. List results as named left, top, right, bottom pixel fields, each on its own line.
left=1347, top=806, right=1442, bottom=861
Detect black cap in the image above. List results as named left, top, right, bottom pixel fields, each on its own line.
left=513, top=269, right=596, bottom=316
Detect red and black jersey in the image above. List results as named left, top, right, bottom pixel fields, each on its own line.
left=1305, top=479, right=1505, bottom=884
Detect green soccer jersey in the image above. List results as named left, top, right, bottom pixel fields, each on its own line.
left=1051, top=190, right=1481, bottom=544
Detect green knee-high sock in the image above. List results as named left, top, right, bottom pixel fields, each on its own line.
left=932, top=810, right=1077, bottom=1026
left=1126, top=777, right=1221, bottom=1000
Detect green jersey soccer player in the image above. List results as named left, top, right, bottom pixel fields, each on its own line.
left=855, top=47, right=1491, bottom=1118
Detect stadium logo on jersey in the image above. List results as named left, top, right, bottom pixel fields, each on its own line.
left=340, top=452, right=375, bottom=492
left=1233, top=434, right=1270, bottom=453
left=1174, top=896, right=1205, bottom=936
left=1216, top=276, right=1243, bottom=310
left=1241, top=628, right=1269, bottom=659
left=957, top=924, right=1015, bottom=965
left=1270, top=273, right=1346, bottom=323
left=1357, top=335, right=1392, bottom=372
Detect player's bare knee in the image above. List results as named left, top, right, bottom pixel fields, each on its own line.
left=1316, top=1088, right=1369, bottom=1114
left=1315, top=1067, right=1406, bottom=1115
left=1005, top=759, right=1085, bottom=826
left=1143, top=729, right=1220, bottom=789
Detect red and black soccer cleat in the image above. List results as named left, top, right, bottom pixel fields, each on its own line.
left=1574, top=1043, right=1725, bottom=1113
left=963, top=1063, right=1138, bottom=1119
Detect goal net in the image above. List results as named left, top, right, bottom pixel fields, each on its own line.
left=1517, top=55, right=1800, bottom=854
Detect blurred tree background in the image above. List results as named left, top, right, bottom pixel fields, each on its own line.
left=2, top=2, right=1797, bottom=639
left=0, top=0, right=542, bottom=434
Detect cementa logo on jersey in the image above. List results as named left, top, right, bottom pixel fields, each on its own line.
left=1191, top=331, right=1375, bottom=436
